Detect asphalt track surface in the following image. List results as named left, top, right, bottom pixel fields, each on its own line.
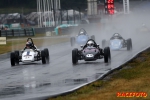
left=0, top=1, right=150, bottom=100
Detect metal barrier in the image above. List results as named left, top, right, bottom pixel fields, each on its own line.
left=0, top=28, right=35, bottom=37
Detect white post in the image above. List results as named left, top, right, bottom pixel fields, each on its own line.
left=37, top=0, right=39, bottom=27
left=59, top=0, right=61, bottom=9
left=37, top=0, right=60, bottom=27
left=39, top=0, right=42, bottom=27
left=123, top=0, right=130, bottom=14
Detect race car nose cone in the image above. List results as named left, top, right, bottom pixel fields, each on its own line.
left=86, top=54, right=94, bottom=57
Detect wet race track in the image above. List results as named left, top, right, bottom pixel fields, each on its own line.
left=0, top=1, right=150, bottom=100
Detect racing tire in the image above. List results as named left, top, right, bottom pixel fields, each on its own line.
left=41, top=50, right=46, bottom=64
left=127, top=38, right=132, bottom=51
left=70, top=37, right=75, bottom=46
left=10, top=52, right=15, bottom=66
left=44, top=48, right=50, bottom=64
left=72, top=48, right=78, bottom=65
left=91, top=35, right=95, bottom=41
left=104, top=47, right=111, bottom=63
left=15, top=51, right=19, bottom=65
left=102, top=39, right=106, bottom=49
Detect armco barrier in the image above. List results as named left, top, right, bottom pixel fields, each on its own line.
left=0, top=28, right=35, bottom=37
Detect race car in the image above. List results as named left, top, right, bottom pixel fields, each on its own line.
left=102, top=33, right=132, bottom=51
left=10, top=38, right=49, bottom=66
left=72, top=39, right=111, bottom=64
left=70, top=28, right=95, bottom=46
left=136, top=24, right=150, bottom=34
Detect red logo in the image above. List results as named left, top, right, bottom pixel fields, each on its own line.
left=117, top=92, right=148, bottom=97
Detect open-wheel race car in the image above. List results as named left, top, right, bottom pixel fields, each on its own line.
left=102, top=33, right=132, bottom=51
left=10, top=38, right=49, bottom=66
left=72, top=39, right=111, bottom=64
left=70, top=28, right=95, bottom=46
left=136, top=24, right=150, bottom=34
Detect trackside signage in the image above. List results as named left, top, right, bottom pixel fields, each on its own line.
left=0, top=37, right=6, bottom=45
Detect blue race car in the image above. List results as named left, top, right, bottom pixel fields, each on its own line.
left=70, top=28, right=95, bottom=46
left=102, top=33, right=132, bottom=51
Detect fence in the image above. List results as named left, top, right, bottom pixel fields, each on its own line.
left=0, top=28, right=35, bottom=37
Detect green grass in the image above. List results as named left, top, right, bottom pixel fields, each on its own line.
left=48, top=51, right=150, bottom=100
left=0, top=8, right=36, bottom=14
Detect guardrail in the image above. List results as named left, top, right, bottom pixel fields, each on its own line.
left=0, top=28, right=35, bottom=37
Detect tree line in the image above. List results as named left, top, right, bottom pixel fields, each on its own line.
left=0, top=0, right=87, bottom=10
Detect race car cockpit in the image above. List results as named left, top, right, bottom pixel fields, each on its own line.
left=78, top=28, right=87, bottom=36
left=110, top=33, right=124, bottom=40
left=24, top=38, right=37, bottom=50
left=83, top=39, right=99, bottom=49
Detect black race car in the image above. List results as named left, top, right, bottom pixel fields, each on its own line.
left=72, top=39, right=111, bottom=64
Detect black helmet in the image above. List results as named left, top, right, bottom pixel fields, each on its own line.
left=26, top=41, right=32, bottom=48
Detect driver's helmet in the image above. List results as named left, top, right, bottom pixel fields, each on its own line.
left=79, top=30, right=86, bottom=35
left=87, top=40, right=94, bottom=47
left=114, top=33, right=119, bottom=37
left=26, top=41, right=32, bottom=48
left=142, top=23, right=145, bottom=27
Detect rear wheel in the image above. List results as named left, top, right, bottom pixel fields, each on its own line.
left=127, top=38, right=132, bottom=50
left=104, top=47, right=111, bottom=63
left=44, top=48, right=49, bottom=63
left=10, top=52, right=15, bottom=66
left=41, top=50, right=46, bottom=64
left=72, top=48, right=78, bottom=64
left=70, top=37, right=75, bottom=46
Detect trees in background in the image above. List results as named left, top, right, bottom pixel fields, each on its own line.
left=0, top=0, right=87, bottom=10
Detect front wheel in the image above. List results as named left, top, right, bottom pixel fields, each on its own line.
left=72, top=48, right=78, bottom=65
left=127, top=38, right=132, bottom=51
left=41, top=50, right=46, bottom=64
left=104, top=47, right=111, bottom=63
left=44, top=48, right=50, bottom=64
left=14, top=51, right=19, bottom=65
left=10, top=52, right=15, bottom=66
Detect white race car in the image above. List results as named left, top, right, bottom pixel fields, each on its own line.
left=10, top=38, right=49, bottom=66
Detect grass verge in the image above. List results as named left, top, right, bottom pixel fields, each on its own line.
left=48, top=50, right=150, bottom=100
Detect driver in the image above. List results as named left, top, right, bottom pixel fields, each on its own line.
left=79, top=30, right=87, bottom=35
left=87, top=40, right=95, bottom=47
left=110, top=33, right=124, bottom=40
left=24, top=41, right=37, bottom=50
left=84, top=39, right=103, bottom=54
left=142, top=23, right=146, bottom=28
left=84, top=39, right=98, bottom=49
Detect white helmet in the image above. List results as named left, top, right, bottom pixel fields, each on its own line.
left=87, top=40, right=94, bottom=47
left=114, top=33, right=119, bottom=37
left=142, top=23, right=145, bottom=27
left=80, top=31, right=84, bottom=35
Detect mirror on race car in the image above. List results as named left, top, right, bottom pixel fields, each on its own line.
left=80, top=45, right=83, bottom=48
left=97, top=44, right=99, bottom=47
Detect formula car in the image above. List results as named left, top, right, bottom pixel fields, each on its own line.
left=136, top=24, right=150, bottom=34
left=10, top=38, right=49, bottom=66
left=70, top=28, right=95, bottom=46
left=72, top=39, right=111, bottom=64
left=102, top=33, right=132, bottom=51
